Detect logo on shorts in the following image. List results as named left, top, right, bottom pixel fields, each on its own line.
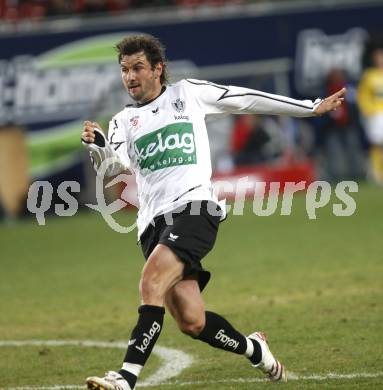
left=134, top=123, right=197, bottom=172
left=168, top=233, right=179, bottom=242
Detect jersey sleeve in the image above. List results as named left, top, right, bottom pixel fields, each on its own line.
left=107, top=116, right=131, bottom=168
left=185, top=79, right=322, bottom=117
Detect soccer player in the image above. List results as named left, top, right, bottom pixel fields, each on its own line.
left=357, top=46, right=383, bottom=184
left=81, top=34, right=345, bottom=390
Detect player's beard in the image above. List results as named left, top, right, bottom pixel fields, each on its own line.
left=127, top=84, right=144, bottom=102
left=127, top=76, right=159, bottom=104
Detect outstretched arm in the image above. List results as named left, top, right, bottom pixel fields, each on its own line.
left=313, top=88, right=346, bottom=116
left=185, top=79, right=345, bottom=118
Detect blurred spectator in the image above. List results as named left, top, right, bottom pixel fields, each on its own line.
left=73, top=0, right=134, bottom=15
left=0, top=0, right=248, bottom=21
left=130, top=0, right=175, bottom=8
left=316, top=68, right=364, bottom=182
left=46, top=0, right=74, bottom=16
left=176, top=0, right=243, bottom=7
left=231, top=114, right=273, bottom=166
left=77, top=0, right=110, bottom=14
left=1, top=0, right=47, bottom=22
left=357, top=46, right=383, bottom=184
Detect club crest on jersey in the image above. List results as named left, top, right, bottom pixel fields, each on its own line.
left=130, top=115, right=140, bottom=129
left=172, top=98, right=186, bottom=113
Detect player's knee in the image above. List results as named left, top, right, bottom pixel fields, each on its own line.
left=178, top=317, right=205, bottom=337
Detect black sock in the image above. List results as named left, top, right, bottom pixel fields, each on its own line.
left=195, top=311, right=247, bottom=355
left=248, top=338, right=262, bottom=365
left=119, top=305, right=165, bottom=389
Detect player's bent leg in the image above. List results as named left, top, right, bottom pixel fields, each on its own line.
left=166, top=276, right=249, bottom=355
left=86, top=245, right=186, bottom=390
left=166, top=275, right=287, bottom=382
left=165, top=274, right=206, bottom=337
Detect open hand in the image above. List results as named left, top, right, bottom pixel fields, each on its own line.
left=314, top=88, right=346, bottom=116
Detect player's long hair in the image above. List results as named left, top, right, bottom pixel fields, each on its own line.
left=115, top=34, right=169, bottom=85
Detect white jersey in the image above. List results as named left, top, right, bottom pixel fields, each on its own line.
left=86, top=79, right=322, bottom=238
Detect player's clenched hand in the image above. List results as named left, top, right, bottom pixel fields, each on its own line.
left=314, top=88, right=346, bottom=116
left=81, top=120, right=103, bottom=144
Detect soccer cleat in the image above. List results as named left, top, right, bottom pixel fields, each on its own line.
left=86, top=371, right=133, bottom=390
left=248, top=332, right=287, bottom=382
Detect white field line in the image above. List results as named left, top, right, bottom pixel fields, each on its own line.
left=5, top=372, right=383, bottom=390
left=163, top=371, right=383, bottom=386
left=2, top=340, right=383, bottom=389
left=0, top=340, right=192, bottom=388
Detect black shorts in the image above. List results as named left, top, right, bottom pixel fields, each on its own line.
left=140, top=200, right=221, bottom=291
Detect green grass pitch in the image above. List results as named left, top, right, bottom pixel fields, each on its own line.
left=0, top=184, right=382, bottom=389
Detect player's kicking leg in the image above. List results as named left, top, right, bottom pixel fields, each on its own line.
left=165, top=275, right=287, bottom=382
left=86, top=244, right=184, bottom=390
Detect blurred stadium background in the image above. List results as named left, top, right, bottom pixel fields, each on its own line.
left=0, top=1, right=382, bottom=389
left=1, top=0, right=383, bottom=216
